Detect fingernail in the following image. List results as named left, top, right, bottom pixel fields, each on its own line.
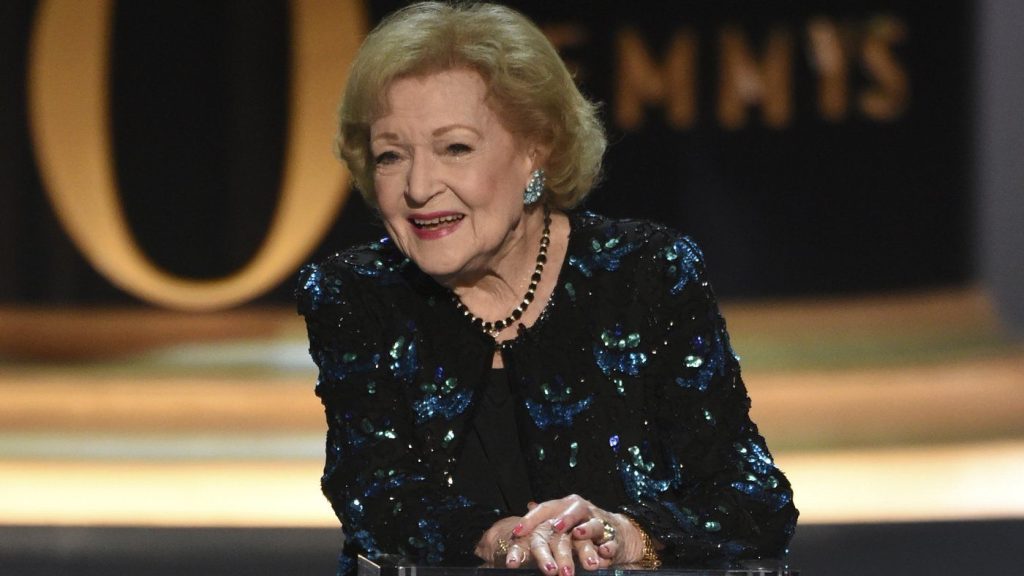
left=512, top=523, right=524, bottom=536
left=587, top=556, right=598, bottom=567
left=574, top=526, right=586, bottom=536
left=545, top=562, right=557, bottom=573
left=562, top=566, right=573, bottom=576
left=553, top=518, right=566, bottom=532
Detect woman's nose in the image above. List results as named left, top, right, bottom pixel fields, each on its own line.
left=405, top=154, right=442, bottom=205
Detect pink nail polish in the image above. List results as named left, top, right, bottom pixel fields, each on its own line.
left=545, top=562, right=557, bottom=573
left=587, top=556, right=598, bottom=567
left=574, top=526, right=586, bottom=536
left=512, top=523, right=524, bottom=536
left=562, top=565, right=573, bottom=576
left=553, top=518, right=566, bottom=532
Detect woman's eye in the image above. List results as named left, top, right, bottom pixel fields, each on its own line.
left=374, top=151, right=400, bottom=166
left=446, top=143, right=472, bottom=156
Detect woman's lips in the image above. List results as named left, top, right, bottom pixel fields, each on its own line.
left=408, top=212, right=464, bottom=239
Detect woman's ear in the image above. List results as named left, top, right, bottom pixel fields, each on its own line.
left=529, top=144, right=552, bottom=172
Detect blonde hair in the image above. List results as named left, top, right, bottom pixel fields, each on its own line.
left=336, top=1, right=606, bottom=210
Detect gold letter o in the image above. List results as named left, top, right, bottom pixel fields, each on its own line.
left=28, top=0, right=366, bottom=311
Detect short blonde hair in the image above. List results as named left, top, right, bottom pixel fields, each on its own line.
left=336, top=1, right=606, bottom=210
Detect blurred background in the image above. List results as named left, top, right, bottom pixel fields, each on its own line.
left=1, top=0, right=1022, bottom=574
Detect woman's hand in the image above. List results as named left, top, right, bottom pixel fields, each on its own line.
left=505, top=494, right=644, bottom=575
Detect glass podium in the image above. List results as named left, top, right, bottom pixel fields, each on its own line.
left=358, top=556, right=797, bottom=576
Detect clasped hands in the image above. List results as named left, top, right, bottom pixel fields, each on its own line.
left=475, top=494, right=643, bottom=575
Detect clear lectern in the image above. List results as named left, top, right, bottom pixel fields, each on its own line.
left=358, top=555, right=797, bottom=576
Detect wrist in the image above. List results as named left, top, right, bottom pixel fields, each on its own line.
left=609, top=513, right=643, bottom=565
left=618, top=514, right=661, bottom=569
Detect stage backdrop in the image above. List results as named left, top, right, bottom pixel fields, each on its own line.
left=0, top=0, right=973, bottom=308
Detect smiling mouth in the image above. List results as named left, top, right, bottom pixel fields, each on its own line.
left=410, top=214, right=464, bottom=229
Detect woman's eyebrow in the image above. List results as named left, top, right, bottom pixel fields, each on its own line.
left=432, top=124, right=483, bottom=138
left=371, top=131, right=401, bottom=143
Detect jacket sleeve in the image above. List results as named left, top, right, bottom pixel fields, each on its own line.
left=619, top=234, right=798, bottom=566
left=296, top=262, right=503, bottom=572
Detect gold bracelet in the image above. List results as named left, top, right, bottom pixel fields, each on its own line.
left=626, top=516, right=661, bottom=569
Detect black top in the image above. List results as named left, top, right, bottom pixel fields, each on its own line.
left=297, top=212, right=798, bottom=575
left=454, top=369, right=533, bottom=515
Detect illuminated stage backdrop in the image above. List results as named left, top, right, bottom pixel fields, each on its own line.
left=0, top=0, right=972, bottom=308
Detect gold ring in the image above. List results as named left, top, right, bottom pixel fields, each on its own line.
left=597, top=519, right=616, bottom=545
left=495, top=537, right=510, bottom=559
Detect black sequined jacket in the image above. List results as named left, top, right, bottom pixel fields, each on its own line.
left=297, top=212, right=798, bottom=575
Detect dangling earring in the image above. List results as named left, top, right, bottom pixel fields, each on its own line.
left=524, top=168, right=546, bottom=206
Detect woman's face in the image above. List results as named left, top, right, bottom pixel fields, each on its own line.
left=370, top=68, right=536, bottom=284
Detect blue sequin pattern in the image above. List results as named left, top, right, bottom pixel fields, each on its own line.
left=525, top=395, right=594, bottom=430
left=674, top=331, right=730, bottom=392
left=528, top=377, right=594, bottom=428
left=567, top=216, right=643, bottom=277
left=413, top=366, right=472, bottom=424
left=388, top=330, right=418, bottom=383
left=342, top=237, right=409, bottom=280
left=413, top=390, right=472, bottom=424
left=660, top=237, right=704, bottom=295
left=594, top=324, right=649, bottom=377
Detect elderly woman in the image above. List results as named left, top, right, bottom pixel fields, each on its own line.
left=297, top=3, right=797, bottom=575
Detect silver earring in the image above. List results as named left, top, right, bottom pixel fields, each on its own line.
left=524, top=169, right=545, bottom=206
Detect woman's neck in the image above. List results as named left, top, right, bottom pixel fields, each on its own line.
left=450, top=207, right=548, bottom=312
left=451, top=208, right=568, bottom=342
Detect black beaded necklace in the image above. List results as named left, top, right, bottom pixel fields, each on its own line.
left=453, top=208, right=551, bottom=339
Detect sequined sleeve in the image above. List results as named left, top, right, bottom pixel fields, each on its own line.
left=297, top=261, right=503, bottom=575
left=618, top=234, right=798, bottom=565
